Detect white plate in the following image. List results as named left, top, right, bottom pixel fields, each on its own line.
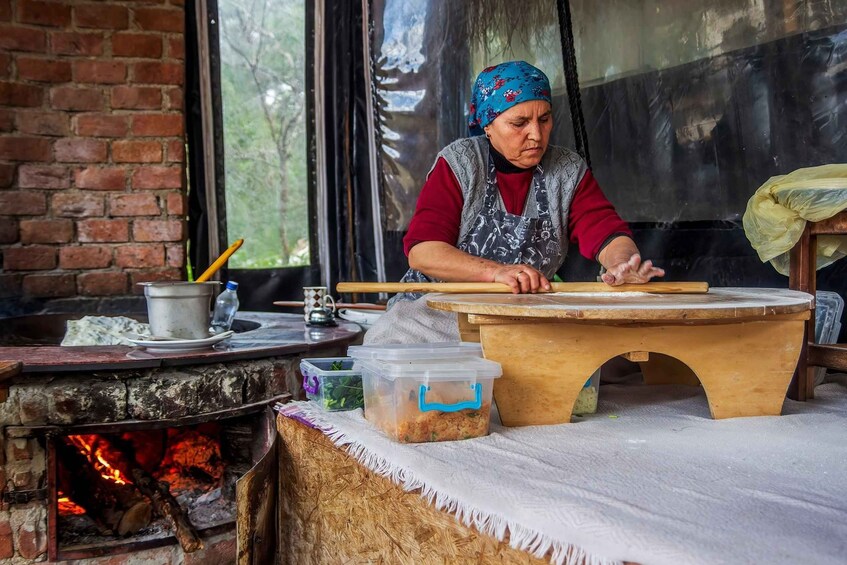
left=125, top=331, right=234, bottom=352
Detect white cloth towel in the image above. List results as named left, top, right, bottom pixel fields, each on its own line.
left=283, top=376, right=847, bottom=565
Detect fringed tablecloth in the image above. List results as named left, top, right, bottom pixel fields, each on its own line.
left=280, top=377, right=847, bottom=565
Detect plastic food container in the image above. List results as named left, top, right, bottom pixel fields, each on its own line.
left=814, top=290, right=844, bottom=386
left=348, top=343, right=501, bottom=443
left=573, top=369, right=600, bottom=415
left=299, top=357, right=364, bottom=411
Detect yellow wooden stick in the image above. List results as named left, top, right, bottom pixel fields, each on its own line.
left=195, top=239, right=244, bottom=282
left=336, top=281, right=709, bottom=294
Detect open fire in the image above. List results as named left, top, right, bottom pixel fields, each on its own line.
left=56, top=425, right=230, bottom=553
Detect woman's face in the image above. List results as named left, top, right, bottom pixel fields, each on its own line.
left=484, top=100, right=552, bottom=168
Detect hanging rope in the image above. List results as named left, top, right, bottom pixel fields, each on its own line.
left=556, top=0, right=591, bottom=168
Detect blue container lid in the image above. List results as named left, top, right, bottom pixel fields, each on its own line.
left=225, top=281, right=239, bottom=291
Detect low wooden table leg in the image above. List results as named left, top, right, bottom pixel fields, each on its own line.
left=478, top=317, right=806, bottom=425
left=662, top=320, right=806, bottom=419
left=457, top=313, right=480, bottom=343
left=479, top=322, right=621, bottom=426
left=640, top=354, right=700, bottom=386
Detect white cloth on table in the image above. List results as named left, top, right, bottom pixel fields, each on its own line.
left=283, top=376, right=847, bottom=565
left=363, top=294, right=459, bottom=344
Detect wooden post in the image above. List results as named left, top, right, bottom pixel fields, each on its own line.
left=788, top=223, right=815, bottom=401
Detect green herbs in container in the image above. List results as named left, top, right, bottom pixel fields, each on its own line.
left=300, top=357, right=364, bottom=411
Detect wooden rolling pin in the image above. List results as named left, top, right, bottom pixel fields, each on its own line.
left=336, top=281, right=709, bottom=294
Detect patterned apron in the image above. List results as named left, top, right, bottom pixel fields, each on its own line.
left=391, top=154, right=563, bottom=305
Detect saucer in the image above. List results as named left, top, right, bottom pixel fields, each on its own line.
left=125, top=331, right=234, bottom=352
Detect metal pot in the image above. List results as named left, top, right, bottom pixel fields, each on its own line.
left=139, top=282, right=220, bottom=339
left=307, top=306, right=337, bottom=327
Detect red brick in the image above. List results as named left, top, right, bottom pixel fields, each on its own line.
left=0, top=52, right=9, bottom=78
left=55, top=138, right=107, bottom=163
left=166, top=191, right=184, bottom=215
left=78, top=218, right=128, bottom=242
left=17, top=57, right=72, bottom=82
left=3, top=245, right=56, bottom=270
left=112, top=33, right=163, bottom=58
left=19, top=0, right=71, bottom=27
left=167, top=37, right=184, bottom=60
left=133, top=219, right=183, bottom=242
left=165, top=87, right=182, bottom=110
left=52, top=192, right=104, bottom=217
left=184, top=537, right=235, bottom=565
left=16, top=111, right=69, bottom=136
left=0, top=162, right=15, bottom=187
left=170, top=0, right=185, bottom=6
left=110, top=192, right=160, bottom=216
left=0, top=274, right=23, bottom=298
left=0, top=519, right=12, bottom=559
left=0, top=81, right=43, bottom=107
left=23, top=273, right=75, bottom=297
left=74, top=4, right=128, bottom=30
left=74, top=166, right=126, bottom=190
left=0, top=218, right=17, bottom=243
left=59, top=245, right=111, bottom=268
left=112, top=140, right=162, bottom=163
left=0, top=136, right=52, bottom=161
left=18, top=164, right=69, bottom=189
left=131, top=114, right=183, bottom=136
left=0, top=109, right=12, bottom=132
left=132, top=165, right=182, bottom=189
left=75, top=113, right=128, bottom=137
left=116, top=244, right=164, bottom=268
left=73, top=60, right=127, bottom=84
left=166, top=243, right=184, bottom=267
left=78, top=271, right=127, bottom=295
left=165, top=139, right=184, bottom=163
left=134, top=7, right=184, bottom=33
left=133, top=61, right=183, bottom=85
left=8, top=438, right=33, bottom=460
left=50, top=31, right=104, bottom=56
left=50, top=86, right=104, bottom=111
left=129, top=267, right=181, bottom=290
left=110, top=85, right=162, bottom=110
left=20, top=219, right=73, bottom=243
left=0, top=0, right=10, bottom=21
left=0, top=24, right=46, bottom=52
left=0, top=191, right=46, bottom=215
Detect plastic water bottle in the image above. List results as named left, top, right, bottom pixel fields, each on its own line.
left=210, top=281, right=239, bottom=334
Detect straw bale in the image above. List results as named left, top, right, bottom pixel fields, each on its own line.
left=277, top=415, right=555, bottom=565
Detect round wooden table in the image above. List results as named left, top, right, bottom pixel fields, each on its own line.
left=427, top=288, right=814, bottom=426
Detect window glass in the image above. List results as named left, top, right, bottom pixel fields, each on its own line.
left=218, top=0, right=309, bottom=268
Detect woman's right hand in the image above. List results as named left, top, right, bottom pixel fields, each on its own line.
left=491, top=264, right=551, bottom=294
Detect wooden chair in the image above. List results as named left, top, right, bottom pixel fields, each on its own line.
left=788, top=210, right=847, bottom=400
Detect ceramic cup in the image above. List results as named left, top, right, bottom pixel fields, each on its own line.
left=303, top=286, right=336, bottom=322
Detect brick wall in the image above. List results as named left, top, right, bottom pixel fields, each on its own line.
left=0, top=0, right=187, bottom=314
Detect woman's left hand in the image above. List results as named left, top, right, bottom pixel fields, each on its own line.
left=601, top=253, right=665, bottom=286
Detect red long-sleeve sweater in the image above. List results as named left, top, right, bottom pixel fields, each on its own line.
left=403, top=157, right=631, bottom=260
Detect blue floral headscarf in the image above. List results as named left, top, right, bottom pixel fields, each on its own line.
left=468, top=61, right=552, bottom=136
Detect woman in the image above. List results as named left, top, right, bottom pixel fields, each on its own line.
left=366, top=61, right=664, bottom=344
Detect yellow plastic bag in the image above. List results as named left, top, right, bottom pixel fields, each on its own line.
left=743, top=165, right=847, bottom=276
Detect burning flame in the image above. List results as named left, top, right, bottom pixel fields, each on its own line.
left=66, top=434, right=131, bottom=485
left=58, top=494, right=86, bottom=515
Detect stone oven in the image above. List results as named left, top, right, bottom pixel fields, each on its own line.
left=0, top=312, right=359, bottom=563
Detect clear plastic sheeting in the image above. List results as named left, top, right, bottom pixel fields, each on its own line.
left=568, top=1, right=847, bottom=224
left=743, top=165, right=847, bottom=275
left=370, top=0, right=572, bottom=234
